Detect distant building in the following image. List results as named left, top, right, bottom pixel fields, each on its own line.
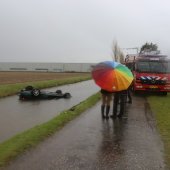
left=0, top=62, right=97, bottom=72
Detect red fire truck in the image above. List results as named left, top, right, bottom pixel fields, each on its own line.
left=125, top=54, right=170, bottom=95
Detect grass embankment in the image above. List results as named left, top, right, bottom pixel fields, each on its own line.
left=147, top=94, right=170, bottom=168
left=0, top=92, right=101, bottom=167
left=0, top=75, right=91, bottom=98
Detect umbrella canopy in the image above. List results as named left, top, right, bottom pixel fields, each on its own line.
left=92, top=61, right=134, bottom=92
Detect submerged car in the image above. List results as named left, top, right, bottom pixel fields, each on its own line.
left=19, top=86, right=71, bottom=100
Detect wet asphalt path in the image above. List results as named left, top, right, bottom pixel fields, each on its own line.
left=1, top=95, right=166, bottom=170
left=0, top=80, right=99, bottom=142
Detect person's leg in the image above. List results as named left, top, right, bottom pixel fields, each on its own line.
left=101, top=94, right=106, bottom=118
left=118, top=91, right=126, bottom=118
left=110, top=93, right=119, bottom=118
left=105, top=94, right=112, bottom=118
left=127, top=89, right=132, bottom=104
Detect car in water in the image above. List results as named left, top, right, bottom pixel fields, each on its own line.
left=19, top=86, right=71, bottom=100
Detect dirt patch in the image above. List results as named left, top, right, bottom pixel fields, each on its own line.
left=0, top=72, right=90, bottom=85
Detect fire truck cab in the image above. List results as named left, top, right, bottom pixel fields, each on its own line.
left=125, top=54, right=170, bottom=95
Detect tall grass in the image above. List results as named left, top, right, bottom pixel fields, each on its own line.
left=147, top=94, right=170, bottom=168
left=0, top=76, right=91, bottom=98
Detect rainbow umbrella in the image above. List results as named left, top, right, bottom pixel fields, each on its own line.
left=92, top=61, right=134, bottom=92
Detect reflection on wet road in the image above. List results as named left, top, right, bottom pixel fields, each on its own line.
left=2, top=95, right=165, bottom=170
left=0, top=80, right=99, bottom=142
left=97, top=118, right=126, bottom=169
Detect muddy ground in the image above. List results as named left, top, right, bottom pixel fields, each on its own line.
left=0, top=72, right=90, bottom=84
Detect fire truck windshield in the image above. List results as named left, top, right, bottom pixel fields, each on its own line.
left=136, top=61, right=168, bottom=73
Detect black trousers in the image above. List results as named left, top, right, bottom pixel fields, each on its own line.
left=113, top=90, right=127, bottom=116
left=127, top=89, right=132, bottom=102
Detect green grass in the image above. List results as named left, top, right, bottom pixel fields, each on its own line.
left=0, top=75, right=91, bottom=98
left=147, top=94, right=170, bottom=168
left=0, top=92, right=100, bottom=167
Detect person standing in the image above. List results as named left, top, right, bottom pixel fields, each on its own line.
left=100, top=89, right=112, bottom=119
left=127, top=83, right=132, bottom=104
left=127, top=88, right=132, bottom=104
left=110, top=90, right=127, bottom=119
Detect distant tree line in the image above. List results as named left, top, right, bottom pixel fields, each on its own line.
left=112, top=40, right=124, bottom=63
left=140, top=42, right=159, bottom=54
left=111, top=41, right=159, bottom=64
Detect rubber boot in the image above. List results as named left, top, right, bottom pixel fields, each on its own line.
left=110, top=93, right=119, bottom=119
left=118, top=92, right=125, bottom=118
left=101, top=105, right=105, bottom=118
left=127, top=89, right=132, bottom=104
left=105, top=105, right=110, bottom=119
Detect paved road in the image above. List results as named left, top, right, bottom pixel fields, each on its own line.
left=1, top=94, right=166, bottom=170
left=0, top=80, right=99, bottom=142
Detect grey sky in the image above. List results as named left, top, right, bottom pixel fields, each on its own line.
left=0, top=0, right=170, bottom=63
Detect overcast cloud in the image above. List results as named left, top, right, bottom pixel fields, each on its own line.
left=0, top=0, right=170, bottom=63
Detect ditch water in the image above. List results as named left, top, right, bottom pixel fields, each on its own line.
left=0, top=80, right=99, bottom=142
